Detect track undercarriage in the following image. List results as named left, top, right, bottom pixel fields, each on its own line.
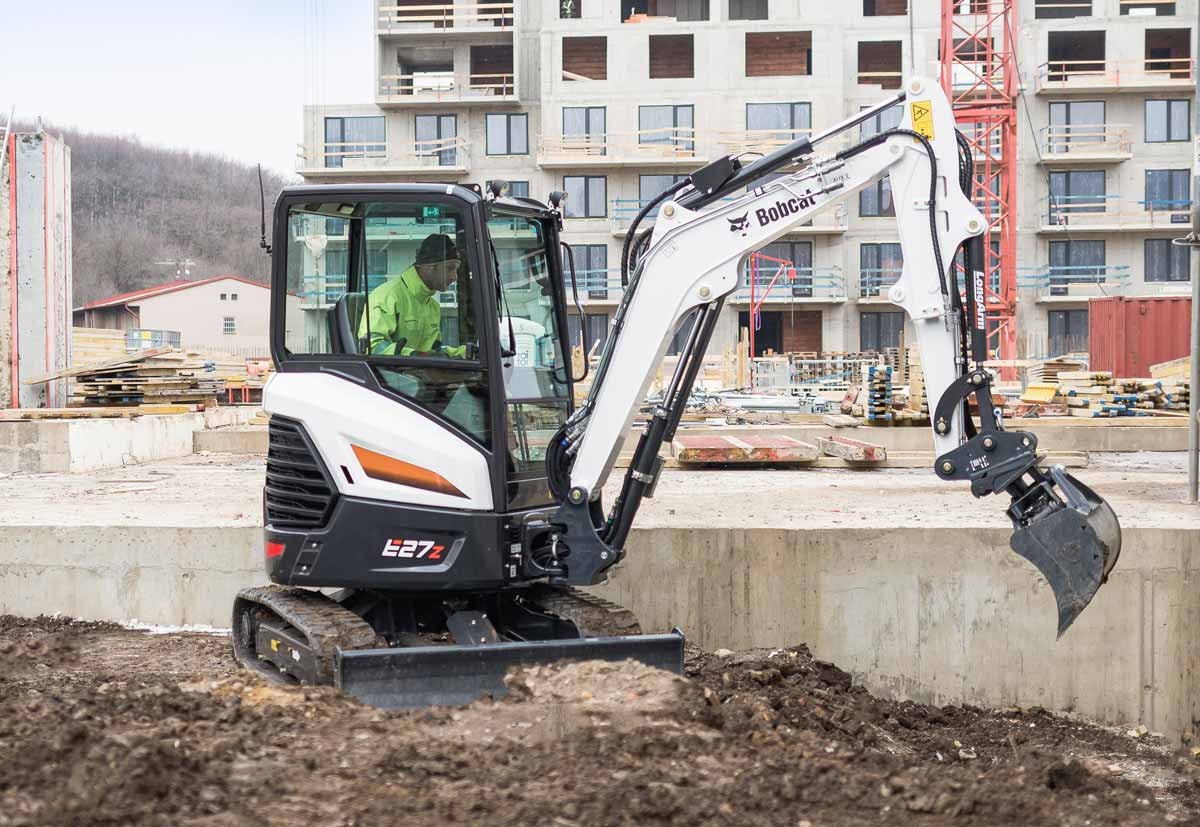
left=232, top=585, right=683, bottom=708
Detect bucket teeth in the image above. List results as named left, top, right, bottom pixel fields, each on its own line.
left=1009, top=469, right=1122, bottom=638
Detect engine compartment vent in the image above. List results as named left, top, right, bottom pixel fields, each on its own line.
left=265, top=417, right=336, bottom=529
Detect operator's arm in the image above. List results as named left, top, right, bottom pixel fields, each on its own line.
left=361, top=288, right=405, bottom=356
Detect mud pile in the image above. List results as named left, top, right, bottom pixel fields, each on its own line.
left=1, top=616, right=1197, bottom=826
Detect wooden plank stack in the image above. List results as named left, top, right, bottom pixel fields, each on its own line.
left=1055, top=371, right=1190, bottom=417
left=68, top=350, right=225, bottom=407
left=1026, top=357, right=1087, bottom=385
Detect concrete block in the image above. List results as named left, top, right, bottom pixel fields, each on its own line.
left=194, top=427, right=268, bottom=455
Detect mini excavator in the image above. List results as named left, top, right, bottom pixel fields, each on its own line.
left=233, top=77, right=1121, bottom=707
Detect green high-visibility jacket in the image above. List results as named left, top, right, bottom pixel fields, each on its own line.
left=358, top=266, right=465, bottom=357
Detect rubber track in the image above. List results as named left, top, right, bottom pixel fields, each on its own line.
left=234, top=585, right=380, bottom=684
left=527, top=585, right=643, bottom=638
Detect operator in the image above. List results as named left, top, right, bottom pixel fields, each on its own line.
left=359, top=233, right=467, bottom=358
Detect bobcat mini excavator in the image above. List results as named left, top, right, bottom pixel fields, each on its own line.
left=233, top=77, right=1121, bottom=707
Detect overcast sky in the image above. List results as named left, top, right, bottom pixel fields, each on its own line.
left=0, top=0, right=372, bottom=176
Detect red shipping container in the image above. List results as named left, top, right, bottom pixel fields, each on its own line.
left=1088, top=296, right=1193, bottom=377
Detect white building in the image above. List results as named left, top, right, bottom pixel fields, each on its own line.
left=73, top=275, right=276, bottom=354
left=299, top=0, right=1195, bottom=359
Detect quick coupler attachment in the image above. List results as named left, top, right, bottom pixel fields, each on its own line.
left=1007, top=466, right=1121, bottom=638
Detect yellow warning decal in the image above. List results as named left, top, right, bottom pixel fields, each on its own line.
left=910, top=100, right=935, bottom=140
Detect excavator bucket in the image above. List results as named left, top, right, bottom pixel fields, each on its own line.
left=1009, top=467, right=1121, bottom=638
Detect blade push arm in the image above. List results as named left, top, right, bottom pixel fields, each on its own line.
left=540, top=77, right=1120, bottom=636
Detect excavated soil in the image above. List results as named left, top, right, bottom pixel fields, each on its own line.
left=2, top=616, right=1199, bottom=826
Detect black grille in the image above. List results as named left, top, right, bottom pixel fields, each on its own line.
left=265, top=417, right=336, bottom=529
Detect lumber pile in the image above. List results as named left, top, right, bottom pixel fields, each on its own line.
left=1025, top=357, right=1086, bottom=385
left=72, top=351, right=226, bottom=406
left=1055, top=371, right=1190, bottom=417
left=862, top=365, right=893, bottom=423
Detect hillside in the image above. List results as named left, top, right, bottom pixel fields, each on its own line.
left=33, top=125, right=293, bottom=305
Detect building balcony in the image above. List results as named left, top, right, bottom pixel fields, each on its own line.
left=376, top=2, right=514, bottom=36
left=538, top=129, right=698, bottom=169
left=377, top=73, right=516, bottom=106
left=1037, top=196, right=1193, bottom=232
left=564, top=269, right=624, bottom=304
left=296, top=136, right=470, bottom=179
left=608, top=199, right=848, bottom=236
left=731, top=267, right=848, bottom=304
left=1035, top=58, right=1194, bottom=94
left=1017, top=265, right=1133, bottom=302
left=1038, top=124, right=1132, bottom=165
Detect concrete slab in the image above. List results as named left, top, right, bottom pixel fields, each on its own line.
left=194, top=426, right=267, bottom=455
left=0, top=452, right=1196, bottom=740
left=674, top=434, right=819, bottom=464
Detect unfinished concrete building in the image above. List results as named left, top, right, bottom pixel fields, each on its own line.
left=298, top=0, right=1195, bottom=360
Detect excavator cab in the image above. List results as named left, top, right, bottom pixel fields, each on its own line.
left=233, top=184, right=682, bottom=707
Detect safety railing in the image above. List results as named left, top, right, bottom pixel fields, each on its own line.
left=378, top=72, right=516, bottom=101
left=1036, top=57, right=1195, bottom=91
left=717, top=128, right=811, bottom=156
left=1041, top=124, right=1132, bottom=157
left=858, top=268, right=903, bottom=298
left=856, top=70, right=904, bottom=89
left=539, top=128, right=697, bottom=165
left=376, top=2, right=514, bottom=31
left=298, top=136, right=469, bottom=172
left=564, top=268, right=625, bottom=302
left=1017, top=264, right=1132, bottom=298
left=1041, top=194, right=1193, bottom=228
left=733, top=266, right=847, bottom=302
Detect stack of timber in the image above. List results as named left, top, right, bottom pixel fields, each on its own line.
left=1025, top=357, right=1086, bottom=385
left=862, top=364, right=893, bottom=423
left=1054, top=371, right=1190, bottom=417
left=41, top=349, right=224, bottom=407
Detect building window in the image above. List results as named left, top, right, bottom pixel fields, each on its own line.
left=860, top=242, right=903, bottom=297
left=864, top=0, right=908, bottom=15
left=415, top=114, right=458, bottom=166
left=569, top=244, right=609, bottom=298
left=1122, top=0, right=1173, bottom=13
left=746, top=102, right=811, bottom=139
left=624, top=0, right=710, bottom=20
left=1048, top=239, right=1105, bottom=295
left=323, top=116, right=385, bottom=168
left=563, top=176, right=607, bottom=218
left=560, top=0, right=582, bottom=18
left=486, top=113, right=528, bottom=155
left=230, top=293, right=238, bottom=301
left=563, top=36, right=607, bottom=81
left=746, top=32, right=812, bottom=77
left=219, top=293, right=227, bottom=300
left=1048, top=170, right=1106, bottom=222
left=1145, top=239, right=1191, bottom=282
left=860, top=311, right=905, bottom=351
left=563, top=106, right=606, bottom=154
left=639, top=174, right=688, bottom=203
left=639, top=104, right=694, bottom=153
left=860, top=179, right=895, bottom=217
left=1035, top=0, right=1091, bottom=18
left=1045, top=30, right=1105, bottom=83
left=860, top=104, right=903, bottom=138
left=498, top=180, right=530, bottom=198
left=729, top=0, right=768, bottom=19
left=1048, top=309, right=1088, bottom=356
left=857, top=41, right=903, bottom=89
left=567, top=312, right=609, bottom=356
left=1047, top=101, right=1104, bottom=152
left=1146, top=100, right=1190, bottom=142
left=223, top=317, right=236, bottom=335
left=1145, top=169, right=1190, bottom=212
left=649, top=34, right=695, bottom=79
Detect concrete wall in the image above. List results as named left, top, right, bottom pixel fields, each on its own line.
left=137, top=277, right=271, bottom=352
left=598, top=523, right=1200, bottom=742
left=1, top=131, right=72, bottom=408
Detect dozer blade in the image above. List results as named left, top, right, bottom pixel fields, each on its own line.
left=336, top=632, right=685, bottom=709
left=1009, top=467, right=1121, bottom=638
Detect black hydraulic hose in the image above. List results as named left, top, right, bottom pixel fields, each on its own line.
left=621, top=180, right=691, bottom=287
left=836, top=128, right=946, bottom=299
left=559, top=240, right=589, bottom=384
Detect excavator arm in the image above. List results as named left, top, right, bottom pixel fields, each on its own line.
left=541, top=77, right=1120, bottom=637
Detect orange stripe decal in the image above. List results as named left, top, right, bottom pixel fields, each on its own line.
left=351, top=444, right=467, bottom=498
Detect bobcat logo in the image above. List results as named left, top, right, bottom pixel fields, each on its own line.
left=727, top=212, right=750, bottom=236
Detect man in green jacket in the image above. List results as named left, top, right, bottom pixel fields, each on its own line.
left=358, top=233, right=467, bottom=357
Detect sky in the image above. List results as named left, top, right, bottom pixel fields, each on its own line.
left=0, top=0, right=372, bottom=176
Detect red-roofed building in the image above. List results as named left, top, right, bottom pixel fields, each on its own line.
left=73, top=275, right=277, bottom=351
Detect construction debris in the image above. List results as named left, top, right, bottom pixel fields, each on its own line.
left=673, top=434, right=820, bottom=465
left=816, top=435, right=887, bottom=462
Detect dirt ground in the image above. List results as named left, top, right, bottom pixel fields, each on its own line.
left=2, top=616, right=1199, bottom=826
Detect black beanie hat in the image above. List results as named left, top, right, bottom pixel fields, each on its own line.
left=415, top=233, right=459, bottom=265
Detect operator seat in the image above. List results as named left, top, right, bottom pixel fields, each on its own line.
left=334, top=292, right=367, bottom=354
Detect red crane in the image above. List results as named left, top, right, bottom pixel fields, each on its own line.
left=940, top=0, right=1019, bottom=367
